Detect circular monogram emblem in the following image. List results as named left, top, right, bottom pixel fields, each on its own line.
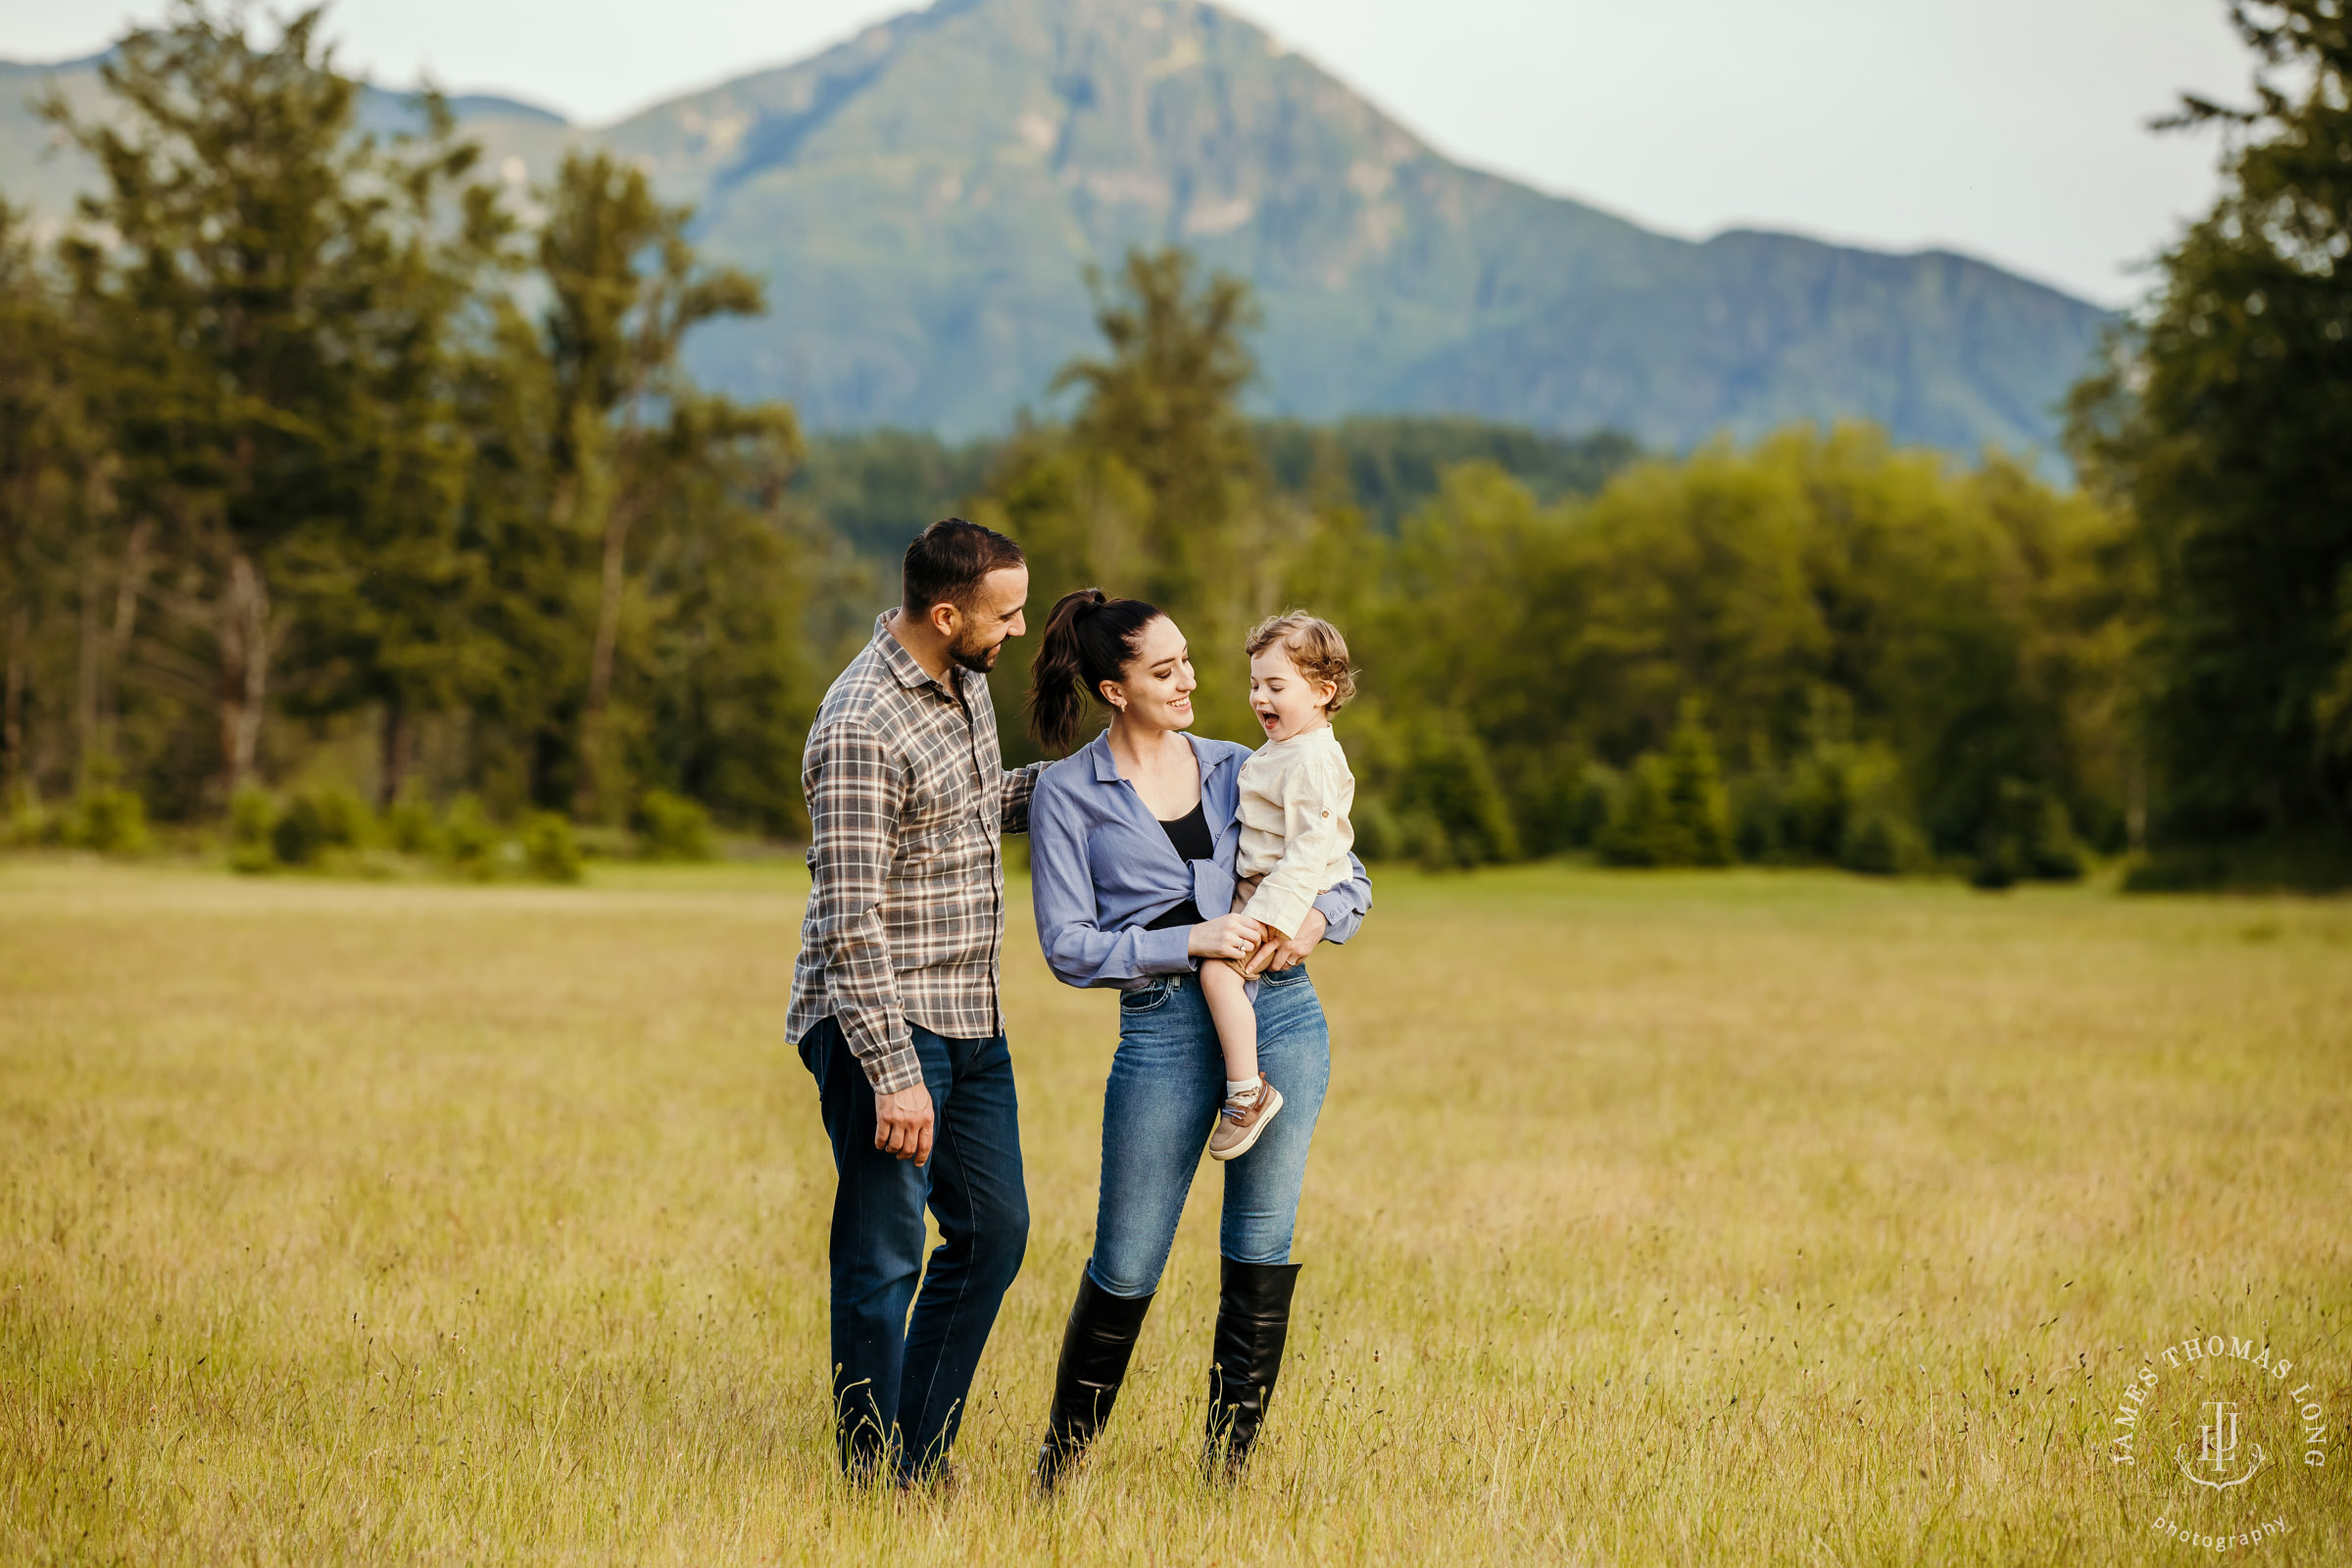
left=2108, top=1331, right=2332, bottom=1552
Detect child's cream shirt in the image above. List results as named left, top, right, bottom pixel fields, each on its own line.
left=1234, top=724, right=1355, bottom=939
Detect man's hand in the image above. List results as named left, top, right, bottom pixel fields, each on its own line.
left=1244, top=906, right=1326, bottom=976
left=874, top=1084, right=935, bottom=1164
left=1188, top=913, right=1265, bottom=963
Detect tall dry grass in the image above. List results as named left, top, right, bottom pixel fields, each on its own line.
left=1, top=859, right=2346, bottom=1564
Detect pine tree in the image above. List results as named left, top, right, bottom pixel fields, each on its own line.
left=2067, top=0, right=2352, bottom=847
left=533, top=151, right=765, bottom=820
left=1054, top=247, right=1264, bottom=618
left=44, top=3, right=490, bottom=801
left=278, top=112, right=513, bottom=808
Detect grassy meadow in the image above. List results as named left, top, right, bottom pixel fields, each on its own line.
left=2, top=858, right=2347, bottom=1564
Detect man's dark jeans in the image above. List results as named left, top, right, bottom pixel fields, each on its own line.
left=800, top=1016, right=1028, bottom=1481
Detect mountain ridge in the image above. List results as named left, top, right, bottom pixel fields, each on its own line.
left=1, top=0, right=2111, bottom=458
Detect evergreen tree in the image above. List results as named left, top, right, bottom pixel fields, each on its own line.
left=534, top=151, right=765, bottom=820
left=277, top=120, right=513, bottom=808
left=632, top=397, right=821, bottom=836
left=2067, top=0, right=2352, bottom=847
left=44, top=3, right=488, bottom=801
left=0, top=203, right=77, bottom=806
left=0, top=200, right=135, bottom=816
left=1598, top=701, right=1734, bottom=868
left=984, top=246, right=1290, bottom=752
left=1054, top=247, right=1264, bottom=617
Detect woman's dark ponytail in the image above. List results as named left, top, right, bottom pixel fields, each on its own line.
left=1027, top=589, right=1103, bottom=756
left=1026, top=587, right=1163, bottom=754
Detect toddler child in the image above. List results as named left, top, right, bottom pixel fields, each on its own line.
left=1200, top=612, right=1357, bottom=1160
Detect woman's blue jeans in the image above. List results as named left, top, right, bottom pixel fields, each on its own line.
left=1087, top=964, right=1331, bottom=1298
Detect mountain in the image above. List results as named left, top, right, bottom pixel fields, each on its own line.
left=0, top=51, right=571, bottom=243
left=2, top=1, right=2113, bottom=457
left=0, top=54, right=115, bottom=228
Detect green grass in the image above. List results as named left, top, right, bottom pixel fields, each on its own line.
left=2, top=859, right=2347, bottom=1563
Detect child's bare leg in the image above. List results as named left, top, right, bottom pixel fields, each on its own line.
left=1199, top=956, right=1259, bottom=1086
left=1201, top=955, right=1282, bottom=1160
left=1209, top=880, right=1272, bottom=1114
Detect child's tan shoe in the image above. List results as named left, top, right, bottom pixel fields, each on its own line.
left=1207, top=1076, right=1283, bottom=1161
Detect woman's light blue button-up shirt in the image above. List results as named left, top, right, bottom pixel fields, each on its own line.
left=1028, top=730, right=1373, bottom=991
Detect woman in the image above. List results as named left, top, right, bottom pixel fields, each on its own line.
left=1022, top=589, right=1372, bottom=1490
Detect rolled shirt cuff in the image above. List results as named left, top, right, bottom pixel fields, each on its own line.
left=1241, top=885, right=1314, bottom=941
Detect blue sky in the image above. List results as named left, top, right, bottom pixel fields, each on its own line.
left=0, top=0, right=2252, bottom=306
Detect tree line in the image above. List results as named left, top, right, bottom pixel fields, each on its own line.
left=975, top=250, right=2135, bottom=886
left=1, top=1, right=2344, bottom=887
left=0, top=5, right=833, bottom=866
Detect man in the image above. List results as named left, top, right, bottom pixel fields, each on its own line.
left=787, top=517, right=1042, bottom=1485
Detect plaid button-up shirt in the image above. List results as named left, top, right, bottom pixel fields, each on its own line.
left=787, top=613, right=1045, bottom=1094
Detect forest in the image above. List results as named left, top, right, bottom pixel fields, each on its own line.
left=1, top=2, right=2346, bottom=888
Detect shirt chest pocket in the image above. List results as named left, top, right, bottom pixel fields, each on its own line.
left=899, top=760, right=992, bottom=837
left=896, top=815, right=970, bottom=864
left=889, top=704, right=997, bottom=863
left=897, top=779, right=997, bottom=871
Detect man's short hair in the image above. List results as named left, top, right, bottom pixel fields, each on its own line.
left=903, top=517, right=1025, bottom=615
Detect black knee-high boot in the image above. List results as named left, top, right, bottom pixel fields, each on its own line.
left=1202, top=1257, right=1301, bottom=1480
left=1035, top=1271, right=1155, bottom=1493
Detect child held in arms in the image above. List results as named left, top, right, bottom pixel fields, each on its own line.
left=1199, top=612, right=1358, bottom=1160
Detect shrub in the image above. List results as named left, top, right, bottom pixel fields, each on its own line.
left=1730, top=722, right=1929, bottom=877
left=1833, top=749, right=1926, bottom=875
left=1395, top=808, right=1448, bottom=872
left=1501, top=744, right=1606, bottom=857
left=65, top=786, right=149, bottom=856
left=1970, top=843, right=2020, bottom=891
left=440, top=795, right=499, bottom=879
left=1777, top=751, right=1851, bottom=862
left=1395, top=721, right=1518, bottom=868
left=1972, top=778, right=2083, bottom=890
left=1840, top=810, right=1928, bottom=876
left=227, top=786, right=278, bottom=874
left=270, top=796, right=324, bottom=866
left=385, top=785, right=442, bottom=857
left=634, top=789, right=714, bottom=861
left=1730, top=770, right=1784, bottom=862
left=521, top=812, right=583, bottom=883
left=1599, top=755, right=1678, bottom=866
left=1565, top=762, right=1619, bottom=852
left=2120, top=833, right=2352, bottom=893
left=2021, top=793, right=2085, bottom=882
left=312, top=787, right=373, bottom=852
left=1350, top=795, right=1404, bottom=862
left=1600, top=704, right=1732, bottom=867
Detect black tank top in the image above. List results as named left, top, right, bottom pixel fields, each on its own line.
left=1144, top=799, right=1211, bottom=930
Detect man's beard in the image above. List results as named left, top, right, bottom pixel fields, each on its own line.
left=948, top=631, right=1001, bottom=674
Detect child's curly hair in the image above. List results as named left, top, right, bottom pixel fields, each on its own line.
left=1245, top=612, right=1357, bottom=714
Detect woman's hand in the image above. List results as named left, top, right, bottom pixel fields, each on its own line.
left=1242, top=907, right=1326, bottom=976
left=1188, top=913, right=1265, bottom=962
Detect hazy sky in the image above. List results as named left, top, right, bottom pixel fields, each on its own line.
left=1, top=0, right=2254, bottom=305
